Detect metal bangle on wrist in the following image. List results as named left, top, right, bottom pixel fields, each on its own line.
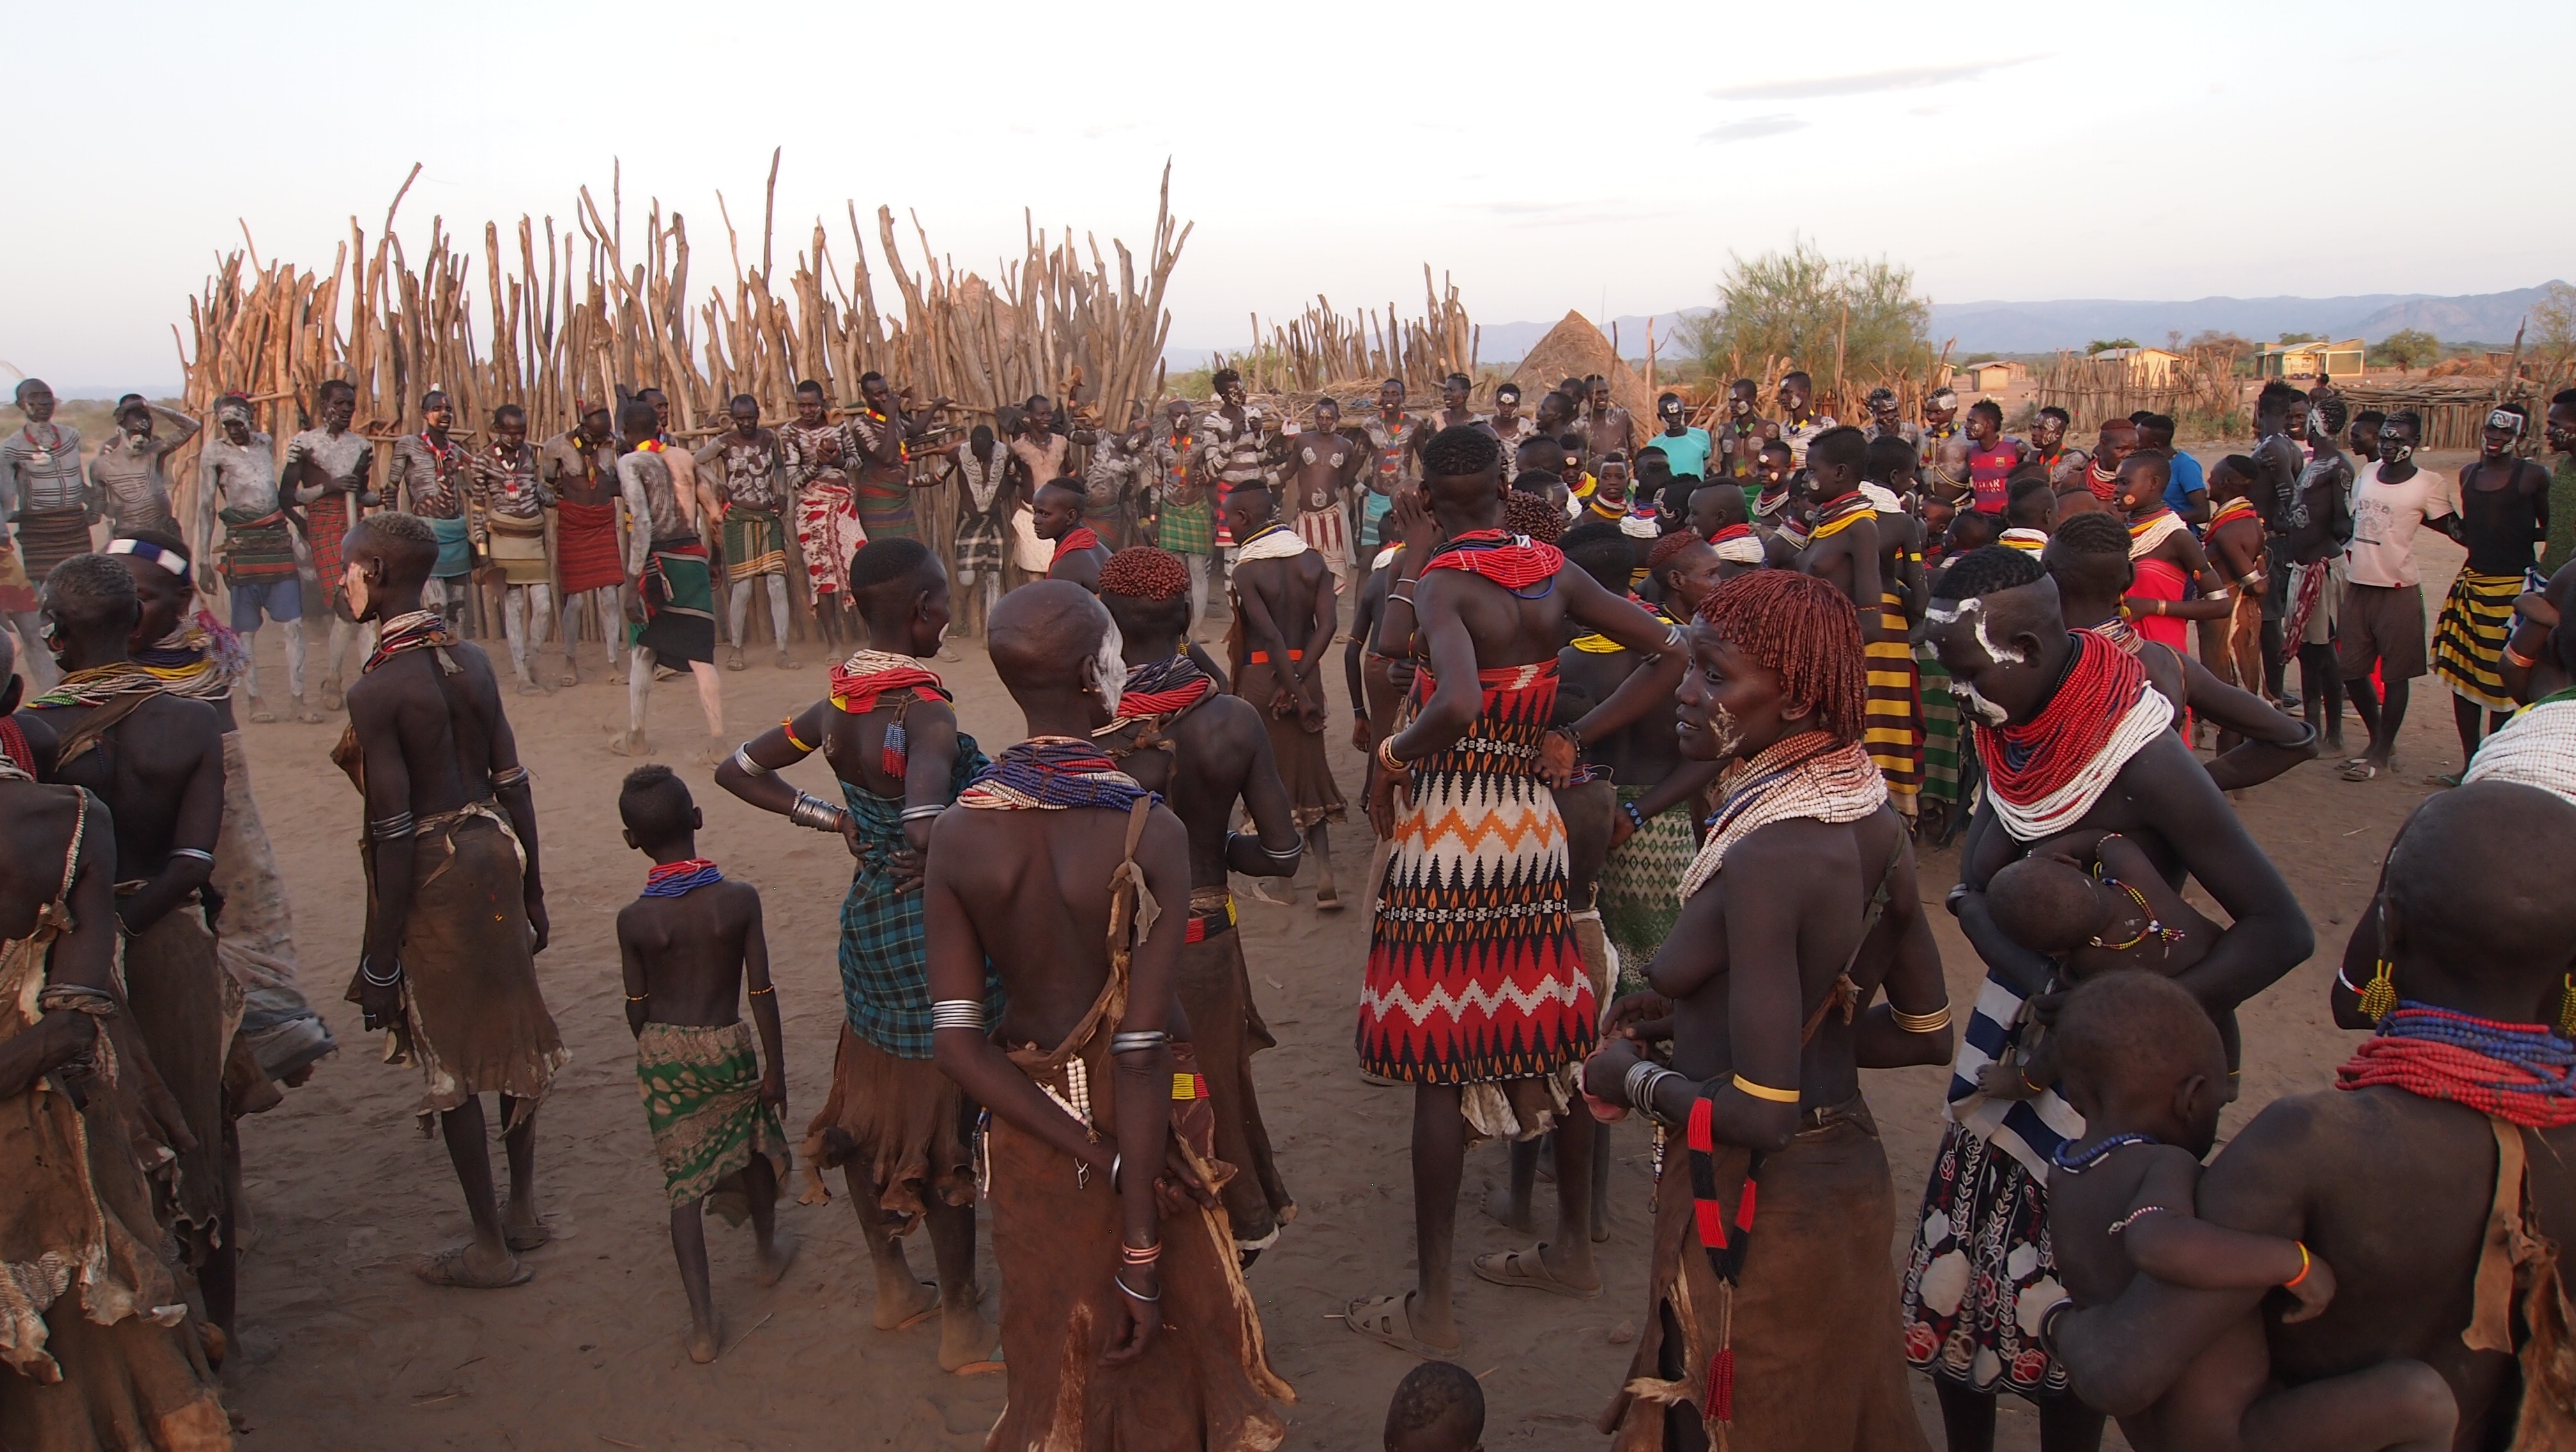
left=786, top=792, right=848, bottom=835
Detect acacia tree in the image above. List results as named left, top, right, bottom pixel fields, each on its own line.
left=2533, top=282, right=2576, bottom=373
left=1678, top=240, right=1931, bottom=384
left=2373, top=328, right=2439, bottom=373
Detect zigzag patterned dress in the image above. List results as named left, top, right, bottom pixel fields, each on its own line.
left=1358, top=659, right=1597, bottom=1084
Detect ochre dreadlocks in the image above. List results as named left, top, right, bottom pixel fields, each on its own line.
left=1504, top=489, right=1565, bottom=543
left=1645, top=529, right=1705, bottom=576
left=1696, top=569, right=1867, bottom=744
left=1098, top=545, right=1190, bottom=601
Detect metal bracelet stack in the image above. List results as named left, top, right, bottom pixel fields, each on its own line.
left=786, top=792, right=847, bottom=834
left=728, top=745, right=771, bottom=778
left=930, top=999, right=985, bottom=1033
left=360, top=955, right=404, bottom=989
left=1109, top=1030, right=1169, bottom=1054
left=1624, top=1060, right=1680, bottom=1124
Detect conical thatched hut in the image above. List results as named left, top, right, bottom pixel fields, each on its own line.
left=1508, top=311, right=1657, bottom=430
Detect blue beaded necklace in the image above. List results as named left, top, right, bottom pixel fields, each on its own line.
left=2051, top=1132, right=2159, bottom=1174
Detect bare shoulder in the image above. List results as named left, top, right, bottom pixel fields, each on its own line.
left=718, top=879, right=763, bottom=920
left=139, top=691, right=222, bottom=738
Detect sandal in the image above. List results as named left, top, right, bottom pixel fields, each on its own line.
left=2426, top=771, right=2465, bottom=789
left=1472, top=1245, right=1601, bottom=1300
left=413, top=1246, right=531, bottom=1289
left=503, top=1219, right=551, bottom=1253
left=1342, top=1292, right=1457, bottom=1357
left=2339, top=759, right=2379, bottom=782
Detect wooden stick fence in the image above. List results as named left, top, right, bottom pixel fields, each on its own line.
left=167, top=158, right=1192, bottom=641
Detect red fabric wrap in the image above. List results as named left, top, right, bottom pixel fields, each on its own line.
left=555, top=498, right=624, bottom=594
left=1052, top=526, right=1102, bottom=562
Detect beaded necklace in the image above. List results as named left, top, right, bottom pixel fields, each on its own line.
left=2336, top=1003, right=2576, bottom=1129
left=2052, top=1131, right=2160, bottom=1173
left=362, top=610, right=458, bottom=674
left=1107, top=654, right=1214, bottom=723
left=643, top=858, right=724, bottom=897
left=958, top=737, right=1157, bottom=812
left=1422, top=529, right=1564, bottom=594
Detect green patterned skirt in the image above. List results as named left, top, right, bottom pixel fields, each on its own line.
left=1598, top=785, right=1697, bottom=998
left=1917, top=643, right=1963, bottom=807
left=1159, top=498, right=1215, bottom=556
left=636, top=1019, right=788, bottom=1216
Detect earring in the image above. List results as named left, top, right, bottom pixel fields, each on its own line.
left=2358, top=956, right=2397, bottom=1023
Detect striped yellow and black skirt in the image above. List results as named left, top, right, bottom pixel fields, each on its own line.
left=1866, top=594, right=1923, bottom=805
left=2432, top=568, right=2524, bottom=713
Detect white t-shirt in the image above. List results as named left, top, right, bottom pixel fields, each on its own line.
left=2343, top=461, right=2453, bottom=589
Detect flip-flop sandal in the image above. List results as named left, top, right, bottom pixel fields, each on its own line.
left=1471, top=1246, right=1601, bottom=1300
left=1314, top=890, right=1345, bottom=912
left=1342, top=1292, right=1456, bottom=1358
left=504, top=1221, right=551, bottom=1252
left=2340, top=761, right=2379, bottom=782
left=2427, top=771, right=2465, bottom=789
left=413, top=1246, right=531, bottom=1289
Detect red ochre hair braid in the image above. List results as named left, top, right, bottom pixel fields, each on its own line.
left=1696, top=569, right=1867, bottom=743
left=1099, top=545, right=1191, bottom=601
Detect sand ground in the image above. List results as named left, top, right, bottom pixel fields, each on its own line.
left=208, top=514, right=2478, bottom=1451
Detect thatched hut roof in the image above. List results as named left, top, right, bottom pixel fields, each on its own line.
left=1508, top=311, right=1657, bottom=427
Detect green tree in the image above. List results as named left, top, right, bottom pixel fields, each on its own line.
left=2372, top=328, right=2439, bottom=372
left=1678, top=240, right=1931, bottom=383
left=2533, top=282, right=2576, bottom=372
left=2085, top=337, right=2141, bottom=355
left=2277, top=330, right=2321, bottom=346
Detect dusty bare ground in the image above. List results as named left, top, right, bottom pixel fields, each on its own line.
left=215, top=522, right=2474, bottom=1451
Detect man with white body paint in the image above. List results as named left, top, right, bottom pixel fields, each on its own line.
left=1894, top=544, right=2315, bottom=1449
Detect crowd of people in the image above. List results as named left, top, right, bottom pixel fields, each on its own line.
left=3, top=359, right=2576, bottom=1452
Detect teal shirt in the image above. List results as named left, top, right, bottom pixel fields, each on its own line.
left=1643, top=426, right=1712, bottom=481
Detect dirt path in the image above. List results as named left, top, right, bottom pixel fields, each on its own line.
left=217, top=525, right=2474, bottom=1451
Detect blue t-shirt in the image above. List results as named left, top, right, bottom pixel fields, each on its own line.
left=1643, top=426, right=1712, bottom=482
left=2163, top=449, right=2207, bottom=514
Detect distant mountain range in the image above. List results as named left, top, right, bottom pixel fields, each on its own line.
left=1924, top=285, right=2564, bottom=355
left=1445, top=285, right=2565, bottom=367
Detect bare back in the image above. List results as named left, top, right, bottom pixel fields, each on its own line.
left=925, top=802, right=1190, bottom=1048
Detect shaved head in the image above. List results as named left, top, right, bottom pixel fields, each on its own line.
left=41, top=554, right=142, bottom=644
left=2053, top=971, right=2226, bottom=1127
left=990, top=580, right=1112, bottom=695
left=348, top=511, right=440, bottom=591
left=2386, top=783, right=2576, bottom=1017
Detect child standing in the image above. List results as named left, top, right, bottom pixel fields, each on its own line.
left=617, top=764, right=793, bottom=1363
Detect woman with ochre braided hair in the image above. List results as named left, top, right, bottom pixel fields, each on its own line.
left=1582, top=569, right=1952, bottom=1452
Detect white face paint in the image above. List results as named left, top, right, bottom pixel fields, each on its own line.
left=1966, top=602, right=2028, bottom=667
left=342, top=559, right=371, bottom=619
left=1703, top=702, right=1745, bottom=762
left=1092, top=617, right=1128, bottom=717
left=1927, top=597, right=2029, bottom=667
left=1953, top=681, right=2011, bottom=727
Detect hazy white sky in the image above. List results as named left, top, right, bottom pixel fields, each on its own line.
left=7, top=0, right=2566, bottom=392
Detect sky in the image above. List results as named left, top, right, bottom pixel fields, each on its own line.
left=6, top=0, right=2567, bottom=395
